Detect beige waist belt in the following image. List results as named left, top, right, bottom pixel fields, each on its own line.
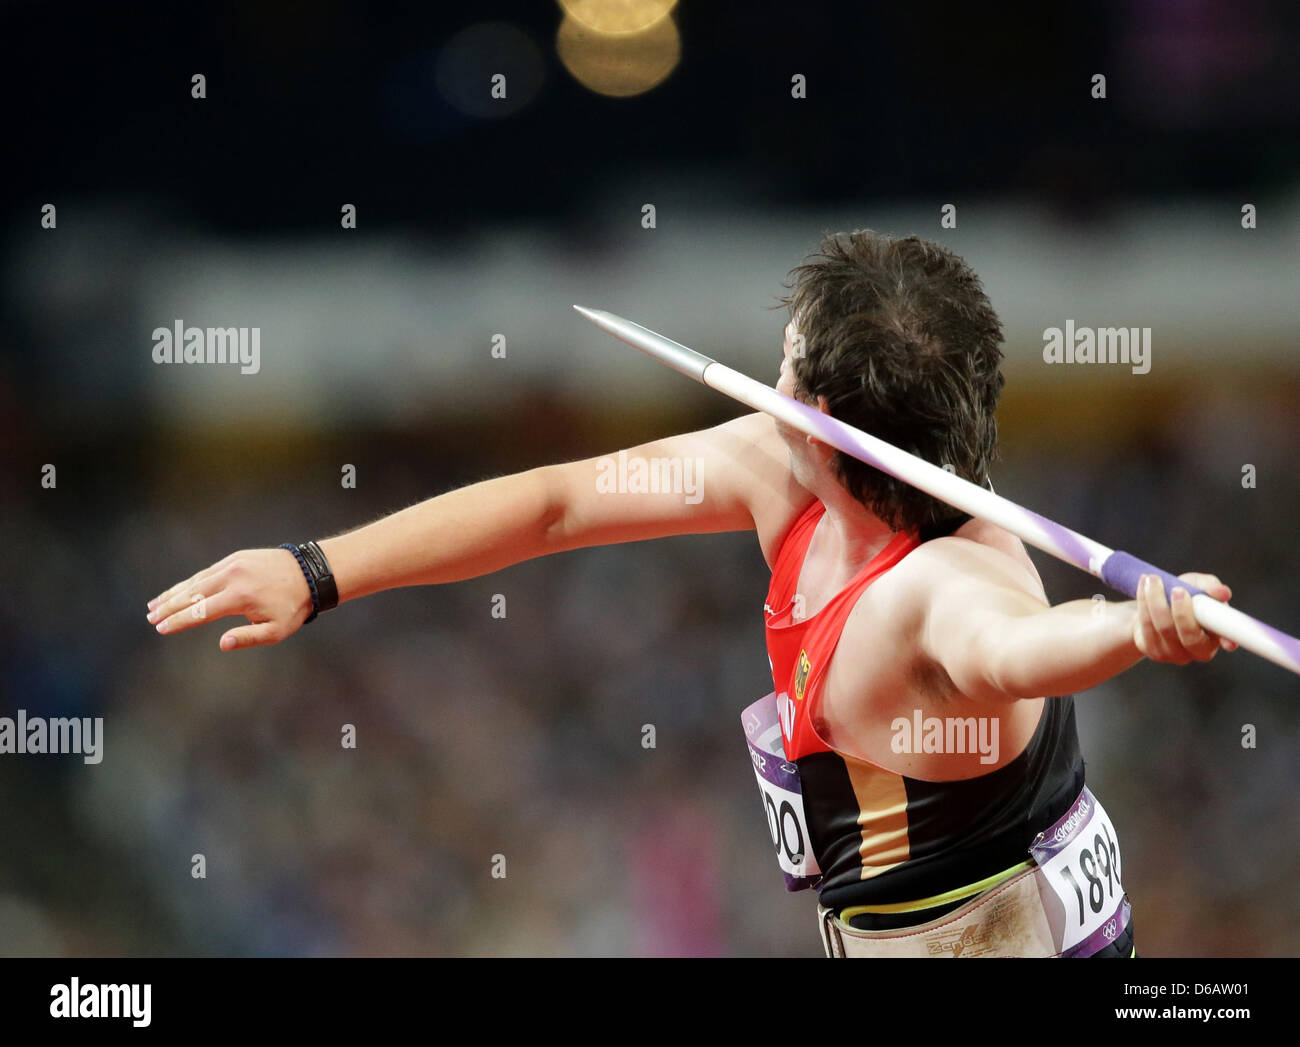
left=817, top=866, right=1059, bottom=958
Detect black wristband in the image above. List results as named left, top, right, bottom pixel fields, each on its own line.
left=279, top=541, right=339, bottom=624
left=300, top=540, right=339, bottom=612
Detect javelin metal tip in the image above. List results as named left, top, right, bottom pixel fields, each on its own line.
left=572, top=305, right=714, bottom=383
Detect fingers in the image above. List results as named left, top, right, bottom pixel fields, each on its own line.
left=148, top=553, right=234, bottom=612
left=148, top=566, right=209, bottom=612
left=1177, top=572, right=1232, bottom=603
left=1166, top=584, right=1218, bottom=660
left=1173, top=572, right=1237, bottom=651
left=151, top=589, right=243, bottom=636
left=1170, top=574, right=1237, bottom=651
left=220, top=621, right=282, bottom=652
left=1135, top=576, right=1187, bottom=664
left=147, top=564, right=233, bottom=628
left=1135, top=574, right=1230, bottom=664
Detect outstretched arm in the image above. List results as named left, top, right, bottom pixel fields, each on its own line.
left=146, top=412, right=793, bottom=651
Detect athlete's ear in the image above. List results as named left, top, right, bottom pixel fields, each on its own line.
left=804, top=395, right=833, bottom=449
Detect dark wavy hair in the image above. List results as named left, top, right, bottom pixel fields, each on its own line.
left=778, top=230, right=1005, bottom=534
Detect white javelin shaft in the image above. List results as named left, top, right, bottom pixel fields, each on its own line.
left=574, top=305, right=1300, bottom=677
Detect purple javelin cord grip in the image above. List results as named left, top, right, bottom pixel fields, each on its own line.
left=1100, top=552, right=1207, bottom=601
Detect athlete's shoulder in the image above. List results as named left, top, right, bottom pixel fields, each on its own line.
left=704, top=412, right=816, bottom=564
left=881, top=526, right=1047, bottom=603
left=883, top=534, right=1044, bottom=600
left=850, top=535, right=1046, bottom=657
left=906, top=532, right=1019, bottom=568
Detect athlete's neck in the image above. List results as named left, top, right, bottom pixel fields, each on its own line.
left=814, top=482, right=898, bottom=569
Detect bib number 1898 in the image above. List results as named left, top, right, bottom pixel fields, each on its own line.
left=1030, top=788, right=1129, bottom=956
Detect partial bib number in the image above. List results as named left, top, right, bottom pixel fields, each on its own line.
left=1030, top=787, right=1130, bottom=957
left=742, top=692, right=821, bottom=891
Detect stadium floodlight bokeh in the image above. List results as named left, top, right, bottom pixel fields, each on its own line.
left=556, top=0, right=681, bottom=97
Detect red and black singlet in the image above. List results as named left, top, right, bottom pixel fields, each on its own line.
left=763, top=499, right=1085, bottom=916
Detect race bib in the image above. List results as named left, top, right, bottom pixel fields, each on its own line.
left=1030, top=786, right=1130, bottom=957
left=743, top=692, right=821, bottom=891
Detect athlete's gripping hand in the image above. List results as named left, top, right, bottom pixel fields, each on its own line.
left=146, top=548, right=314, bottom=651
left=1133, top=573, right=1238, bottom=664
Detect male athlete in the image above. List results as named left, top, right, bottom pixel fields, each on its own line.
left=147, top=230, right=1234, bottom=957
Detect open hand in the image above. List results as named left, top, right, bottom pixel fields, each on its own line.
left=146, top=548, right=314, bottom=651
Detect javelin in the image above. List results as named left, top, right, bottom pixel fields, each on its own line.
left=574, top=305, right=1300, bottom=677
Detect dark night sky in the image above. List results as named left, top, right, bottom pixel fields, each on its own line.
left=6, top=1, right=1299, bottom=235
